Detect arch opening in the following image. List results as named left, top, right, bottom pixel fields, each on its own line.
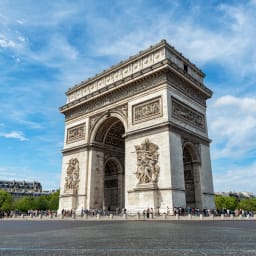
left=92, top=116, right=125, bottom=211
left=183, top=146, right=196, bottom=208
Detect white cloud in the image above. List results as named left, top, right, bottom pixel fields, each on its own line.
left=209, top=95, right=256, bottom=159
left=214, top=95, right=256, bottom=113
left=0, top=34, right=16, bottom=48
left=0, top=131, right=28, bottom=141
left=214, top=162, right=256, bottom=193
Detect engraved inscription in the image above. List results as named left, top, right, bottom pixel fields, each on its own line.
left=67, top=123, right=85, bottom=144
left=172, top=98, right=205, bottom=130
left=133, top=97, right=162, bottom=124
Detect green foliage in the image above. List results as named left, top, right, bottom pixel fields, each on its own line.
left=0, top=190, right=60, bottom=212
left=13, top=196, right=35, bottom=212
left=214, top=195, right=225, bottom=210
left=13, top=190, right=60, bottom=212
left=214, top=195, right=239, bottom=211
left=238, top=198, right=256, bottom=211
left=47, top=190, right=60, bottom=210
left=0, top=190, right=13, bottom=211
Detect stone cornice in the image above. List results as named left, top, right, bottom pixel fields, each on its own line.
left=61, top=70, right=167, bottom=120
left=64, top=40, right=207, bottom=105
left=60, top=63, right=211, bottom=120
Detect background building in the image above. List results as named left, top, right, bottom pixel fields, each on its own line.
left=0, top=180, right=54, bottom=199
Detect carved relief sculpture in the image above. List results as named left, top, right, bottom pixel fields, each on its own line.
left=64, top=158, right=80, bottom=193
left=133, top=97, right=162, bottom=124
left=135, top=139, right=160, bottom=185
left=66, top=123, right=85, bottom=144
left=172, top=97, right=205, bottom=130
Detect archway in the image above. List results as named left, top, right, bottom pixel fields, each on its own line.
left=183, top=143, right=201, bottom=208
left=93, top=116, right=125, bottom=211
left=104, top=158, right=123, bottom=211
left=183, top=147, right=196, bottom=207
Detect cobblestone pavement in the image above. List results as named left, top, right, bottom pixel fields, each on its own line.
left=0, top=220, right=255, bottom=255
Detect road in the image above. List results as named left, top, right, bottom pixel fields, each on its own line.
left=0, top=220, right=255, bottom=255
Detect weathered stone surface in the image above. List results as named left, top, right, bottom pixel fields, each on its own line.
left=58, top=40, right=214, bottom=214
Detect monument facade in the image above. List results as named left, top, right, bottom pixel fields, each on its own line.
left=58, top=40, right=215, bottom=214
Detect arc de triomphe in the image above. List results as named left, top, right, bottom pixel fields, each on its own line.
left=58, top=40, right=215, bottom=214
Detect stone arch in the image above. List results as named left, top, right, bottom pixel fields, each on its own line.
left=183, top=142, right=201, bottom=208
left=89, top=111, right=127, bottom=144
left=88, top=113, right=126, bottom=210
left=182, top=142, right=200, bottom=163
left=103, top=157, right=124, bottom=211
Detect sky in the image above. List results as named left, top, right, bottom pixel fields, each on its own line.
left=0, top=0, right=255, bottom=193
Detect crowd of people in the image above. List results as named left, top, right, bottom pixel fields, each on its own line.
left=0, top=209, right=57, bottom=218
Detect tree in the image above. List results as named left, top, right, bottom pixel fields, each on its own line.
left=214, top=195, right=239, bottom=211
left=215, top=195, right=225, bottom=211
left=0, top=190, right=13, bottom=211
left=13, top=196, right=35, bottom=212
left=238, top=198, right=256, bottom=211
left=47, top=190, right=59, bottom=210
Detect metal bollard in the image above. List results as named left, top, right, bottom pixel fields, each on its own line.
left=97, top=214, right=101, bottom=220
left=176, top=214, right=179, bottom=220
left=123, top=213, right=127, bottom=220
left=39, top=214, right=42, bottom=219
left=188, top=214, right=192, bottom=220
left=163, top=213, right=167, bottom=220
left=200, top=214, right=203, bottom=220
left=136, top=212, right=140, bottom=220
left=221, top=214, right=224, bottom=220
left=109, top=214, right=113, bottom=220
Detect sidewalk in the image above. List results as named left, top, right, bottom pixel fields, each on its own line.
left=1, top=213, right=256, bottom=221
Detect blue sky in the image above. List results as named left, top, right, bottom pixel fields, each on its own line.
left=0, top=0, right=255, bottom=193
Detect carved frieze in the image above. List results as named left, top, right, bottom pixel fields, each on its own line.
left=65, top=72, right=166, bottom=121
left=132, top=97, right=162, bottom=124
left=66, top=47, right=165, bottom=103
left=135, top=139, right=160, bottom=185
left=167, top=73, right=207, bottom=106
left=172, top=97, right=205, bottom=131
left=64, top=158, right=80, bottom=193
left=66, top=123, right=85, bottom=144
